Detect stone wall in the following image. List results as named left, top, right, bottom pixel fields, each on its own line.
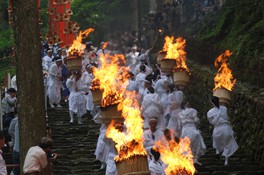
left=184, top=60, right=264, bottom=164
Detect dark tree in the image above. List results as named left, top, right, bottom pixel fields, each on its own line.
left=12, top=0, right=46, bottom=170
left=262, top=0, right=264, bottom=35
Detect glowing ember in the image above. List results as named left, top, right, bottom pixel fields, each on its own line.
left=106, top=91, right=147, bottom=161
left=91, top=54, right=129, bottom=107
left=213, top=50, right=236, bottom=91
left=161, top=36, right=190, bottom=73
left=154, top=137, right=195, bottom=175
left=68, top=28, right=94, bottom=55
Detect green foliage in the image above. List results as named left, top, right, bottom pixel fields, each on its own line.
left=40, top=0, right=49, bottom=34
left=191, top=0, right=263, bottom=63
left=0, top=28, right=13, bottom=57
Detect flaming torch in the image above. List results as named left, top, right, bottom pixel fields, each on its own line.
left=91, top=53, right=130, bottom=122
left=158, top=36, right=190, bottom=89
left=66, top=28, right=94, bottom=71
left=154, top=137, right=195, bottom=175
left=213, top=50, right=236, bottom=106
left=106, top=91, right=149, bottom=175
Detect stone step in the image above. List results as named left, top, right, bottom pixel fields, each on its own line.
left=47, top=101, right=264, bottom=174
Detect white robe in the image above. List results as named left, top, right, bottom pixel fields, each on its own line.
left=126, top=51, right=139, bottom=71
left=95, top=124, right=109, bottom=164
left=149, top=159, right=165, bottom=175
left=126, top=79, right=138, bottom=92
left=142, top=94, right=163, bottom=129
left=154, top=78, right=168, bottom=109
left=42, top=55, right=53, bottom=71
left=66, top=77, right=88, bottom=116
left=135, top=72, right=146, bottom=97
left=207, top=106, right=238, bottom=158
left=167, top=108, right=182, bottom=136
left=48, top=64, right=62, bottom=105
left=82, top=71, right=94, bottom=111
left=143, top=129, right=164, bottom=155
left=105, top=140, right=118, bottom=175
left=179, top=108, right=206, bottom=158
left=133, top=64, right=152, bottom=76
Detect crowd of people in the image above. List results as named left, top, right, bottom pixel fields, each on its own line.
left=0, top=30, right=239, bottom=174
left=36, top=34, right=239, bottom=174
left=0, top=1, right=235, bottom=174
left=1, top=86, right=57, bottom=174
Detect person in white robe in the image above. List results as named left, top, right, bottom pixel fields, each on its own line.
left=142, top=92, right=163, bottom=130
left=154, top=76, right=169, bottom=110
left=93, top=111, right=109, bottom=170
left=207, top=96, right=238, bottom=166
left=179, top=103, right=206, bottom=165
left=135, top=65, right=147, bottom=98
left=143, top=117, right=164, bottom=155
left=140, top=77, right=154, bottom=103
left=48, top=58, right=63, bottom=108
left=133, top=61, right=152, bottom=76
left=82, top=64, right=95, bottom=113
left=61, top=49, right=68, bottom=64
left=149, top=148, right=165, bottom=175
left=42, top=50, right=54, bottom=72
left=125, top=72, right=138, bottom=92
left=105, top=123, right=124, bottom=175
left=126, top=45, right=139, bottom=72
left=105, top=142, right=118, bottom=175
left=167, top=91, right=184, bottom=135
left=133, top=48, right=152, bottom=75
left=66, top=71, right=88, bottom=125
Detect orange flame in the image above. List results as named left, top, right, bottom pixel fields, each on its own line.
left=213, top=50, right=236, bottom=91
left=102, top=42, right=109, bottom=50
left=68, top=28, right=94, bottom=55
left=161, top=36, right=189, bottom=73
left=92, top=54, right=129, bottom=107
left=106, top=91, right=147, bottom=161
left=154, top=137, right=195, bottom=175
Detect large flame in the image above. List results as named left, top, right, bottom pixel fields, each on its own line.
left=68, top=28, right=94, bottom=55
left=161, top=36, right=189, bottom=73
left=92, top=53, right=129, bottom=107
left=154, top=137, right=195, bottom=175
left=213, top=50, right=236, bottom=91
left=106, top=91, right=147, bottom=161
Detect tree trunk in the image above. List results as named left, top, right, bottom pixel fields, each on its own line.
left=262, top=0, right=264, bottom=35
left=137, top=0, right=142, bottom=48
left=12, top=0, right=46, bottom=172
left=129, top=0, right=138, bottom=32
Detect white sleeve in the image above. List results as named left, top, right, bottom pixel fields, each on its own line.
left=48, top=65, right=57, bottom=77
left=39, top=153, right=48, bottom=169
left=66, top=78, right=74, bottom=89
left=6, top=96, right=17, bottom=106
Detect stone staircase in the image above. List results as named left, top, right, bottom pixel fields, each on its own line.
left=47, top=102, right=104, bottom=175
left=195, top=121, right=264, bottom=175
left=47, top=103, right=264, bottom=175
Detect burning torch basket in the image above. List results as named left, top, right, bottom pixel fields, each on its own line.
left=173, top=71, right=190, bottom=89
left=213, top=88, right=231, bottom=106
left=160, top=59, right=176, bottom=73
left=66, top=55, right=82, bottom=71
left=91, top=89, right=102, bottom=106
left=116, top=155, right=150, bottom=175
left=101, top=104, right=123, bottom=124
